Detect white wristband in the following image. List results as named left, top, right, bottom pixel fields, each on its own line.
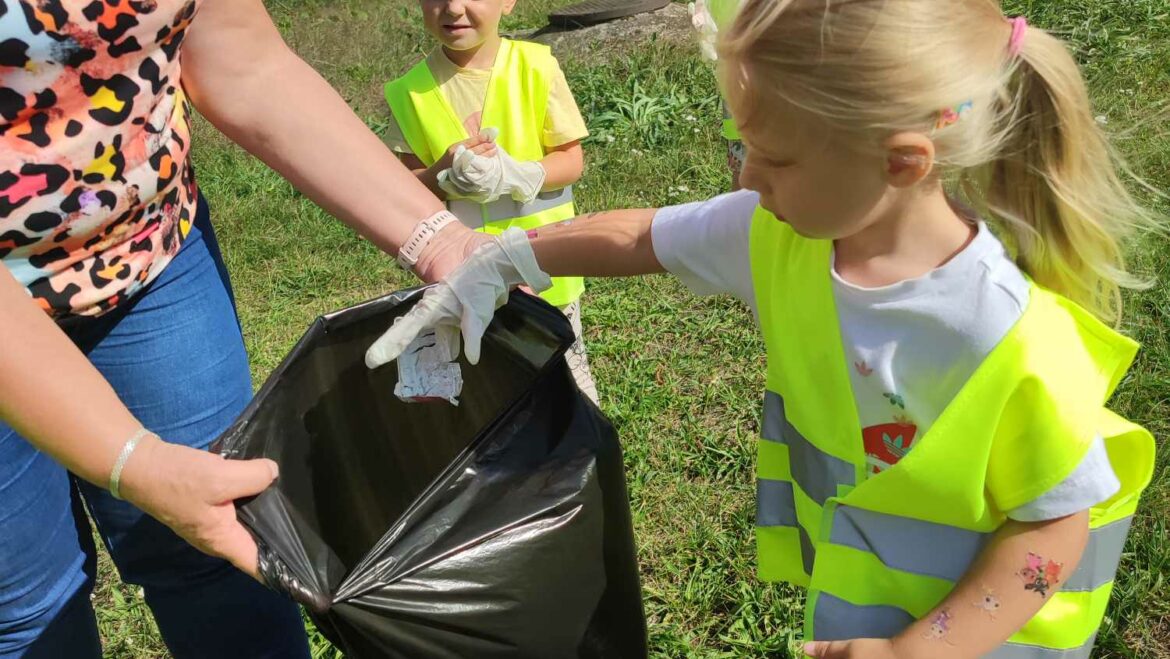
left=397, top=210, right=459, bottom=272
left=109, top=427, right=151, bottom=500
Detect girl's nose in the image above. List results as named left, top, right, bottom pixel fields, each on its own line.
left=739, top=154, right=765, bottom=195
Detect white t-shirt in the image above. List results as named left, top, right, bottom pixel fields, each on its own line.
left=651, top=190, right=1120, bottom=521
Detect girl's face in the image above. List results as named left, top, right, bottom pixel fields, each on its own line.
left=419, top=0, right=516, bottom=52
left=738, top=106, right=893, bottom=240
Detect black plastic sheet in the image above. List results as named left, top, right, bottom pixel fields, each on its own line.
left=212, top=289, right=647, bottom=658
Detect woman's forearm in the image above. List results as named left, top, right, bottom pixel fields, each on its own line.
left=0, top=268, right=141, bottom=487
left=529, top=209, right=664, bottom=277
left=182, top=0, right=443, bottom=257
left=892, top=512, right=1090, bottom=659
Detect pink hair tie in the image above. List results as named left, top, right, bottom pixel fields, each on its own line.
left=1008, top=16, right=1028, bottom=57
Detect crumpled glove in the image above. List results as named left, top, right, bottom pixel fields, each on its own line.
left=437, top=129, right=547, bottom=205
left=365, top=227, right=551, bottom=369
left=438, top=143, right=505, bottom=203
left=689, top=0, right=720, bottom=61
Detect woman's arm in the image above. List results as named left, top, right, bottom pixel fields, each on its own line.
left=181, top=0, right=480, bottom=281
left=0, top=268, right=278, bottom=578
left=804, top=512, right=1090, bottom=659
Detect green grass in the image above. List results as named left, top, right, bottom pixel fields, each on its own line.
left=92, top=0, right=1169, bottom=656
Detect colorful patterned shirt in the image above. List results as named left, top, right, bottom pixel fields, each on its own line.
left=0, top=0, right=200, bottom=322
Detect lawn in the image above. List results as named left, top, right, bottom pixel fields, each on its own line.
left=92, top=0, right=1170, bottom=657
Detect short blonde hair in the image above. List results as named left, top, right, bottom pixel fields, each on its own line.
left=719, top=0, right=1161, bottom=324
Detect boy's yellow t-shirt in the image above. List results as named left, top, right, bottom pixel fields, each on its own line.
left=384, top=46, right=589, bottom=156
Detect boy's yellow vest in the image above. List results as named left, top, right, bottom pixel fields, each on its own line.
left=384, top=39, right=584, bottom=307
left=749, top=207, right=1154, bottom=656
left=709, top=0, right=740, bottom=141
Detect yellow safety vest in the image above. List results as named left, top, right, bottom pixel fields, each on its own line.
left=709, top=0, right=740, bottom=141
left=384, top=39, right=584, bottom=307
left=749, top=207, right=1154, bottom=656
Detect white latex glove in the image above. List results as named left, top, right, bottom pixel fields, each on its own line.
left=496, top=145, right=546, bottom=204
left=365, top=227, right=551, bottom=369
left=437, top=128, right=547, bottom=205
left=689, top=0, right=719, bottom=61
left=438, top=144, right=506, bottom=203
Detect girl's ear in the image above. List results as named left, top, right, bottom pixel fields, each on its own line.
left=502, top=0, right=518, bottom=16
left=883, top=133, right=936, bottom=188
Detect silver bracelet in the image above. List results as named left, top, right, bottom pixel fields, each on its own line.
left=109, top=427, right=152, bottom=500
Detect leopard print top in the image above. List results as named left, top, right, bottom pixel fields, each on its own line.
left=1, top=0, right=200, bottom=322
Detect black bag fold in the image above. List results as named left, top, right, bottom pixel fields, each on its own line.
left=212, top=289, right=647, bottom=658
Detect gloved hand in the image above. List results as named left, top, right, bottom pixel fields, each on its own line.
left=438, top=143, right=506, bottom=203
left=437, top=129, right=547, bottom=205
left=496, top=145, right=546, bottom=204
left=365, top=227, right=551, bottom=369
left=689, top=0, right=719, bottom=61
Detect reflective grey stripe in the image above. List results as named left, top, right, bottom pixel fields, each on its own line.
left=756, top=478, right=815, bottom=574
left=447, top=187, right=574, bottom=228
left=830, top=505, right=990, bottom=582
left=986, top=636, right=1096, bottom=659
left=798, top=523, right=815, bottom=576
left=830, top=504, right=1132, bottom=591
left=812, top=593, right=915, bottom=641
left=1064, top=516, right=1131, bottom=591
left=757, top=478, right=798, bottom=527
left=449, top=199, right=483, bottom=228
left=814, top=594, right=1097, bottom=657
left=762, top=391, right=855, bottom=504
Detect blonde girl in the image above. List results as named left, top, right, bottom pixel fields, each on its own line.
left=366, top=1, right=1159, bottom=657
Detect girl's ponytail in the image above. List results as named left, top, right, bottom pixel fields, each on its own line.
left=962, top=24, right=1159, bottom=324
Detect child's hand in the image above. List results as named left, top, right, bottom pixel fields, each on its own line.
left=435, top=134, right=497, bottom=173
left=803, top=639, right=902, bottom=659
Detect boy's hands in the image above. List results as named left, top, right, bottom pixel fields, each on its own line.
left=432, top=133, right=497, bottom=175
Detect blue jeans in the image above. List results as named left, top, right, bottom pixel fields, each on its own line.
left=0, top=199, right=311, bottom=658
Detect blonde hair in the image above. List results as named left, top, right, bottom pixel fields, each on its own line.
left=719, top=0, right=1161, bottom=324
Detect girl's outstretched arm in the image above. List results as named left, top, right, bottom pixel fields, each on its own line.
left=364, top=209, right=662, bottom=368
left=530, top=209, right=663, bottom=277
left=804, top=511, right=1090, bottom=659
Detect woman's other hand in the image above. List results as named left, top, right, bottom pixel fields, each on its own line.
left=118, top=435, right=279, bottom=581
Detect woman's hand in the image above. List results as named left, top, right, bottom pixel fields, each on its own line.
left=413, top=222, right=494, bottom=283
left=118, top=435, right=280, bottom=581
left=365, top=227, right=550, bottom=369
left=803, top=639, right=901, bottom=659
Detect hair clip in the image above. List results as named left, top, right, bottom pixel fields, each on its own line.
left=935, top=100, right=974, bottom=131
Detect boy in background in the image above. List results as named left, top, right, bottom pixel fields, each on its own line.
left=384, top=0, right=598, bottom=403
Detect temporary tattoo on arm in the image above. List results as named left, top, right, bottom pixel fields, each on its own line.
left=923, top=609, right=956, bottom=645
left=528, top=216, right=589, bottom=240
left=1018, top=552, right=1063, bottom=598
left=972, top=586, right=1001, bottom=619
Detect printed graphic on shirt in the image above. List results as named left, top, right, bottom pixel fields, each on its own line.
left=861, top=418, right=918, bottom=475
left=0, top=0, right=201, bottom=320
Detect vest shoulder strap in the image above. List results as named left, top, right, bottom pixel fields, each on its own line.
left=384, top=59, right=451, bottom=165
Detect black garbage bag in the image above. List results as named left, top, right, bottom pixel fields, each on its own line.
left=211, top=289, right=647, bottom=658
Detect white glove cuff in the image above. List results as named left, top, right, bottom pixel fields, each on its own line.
left=497, top=228, right=552, bottom=293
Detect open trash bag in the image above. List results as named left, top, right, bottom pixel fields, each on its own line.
left=211, top=288, right=647, bottom=658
